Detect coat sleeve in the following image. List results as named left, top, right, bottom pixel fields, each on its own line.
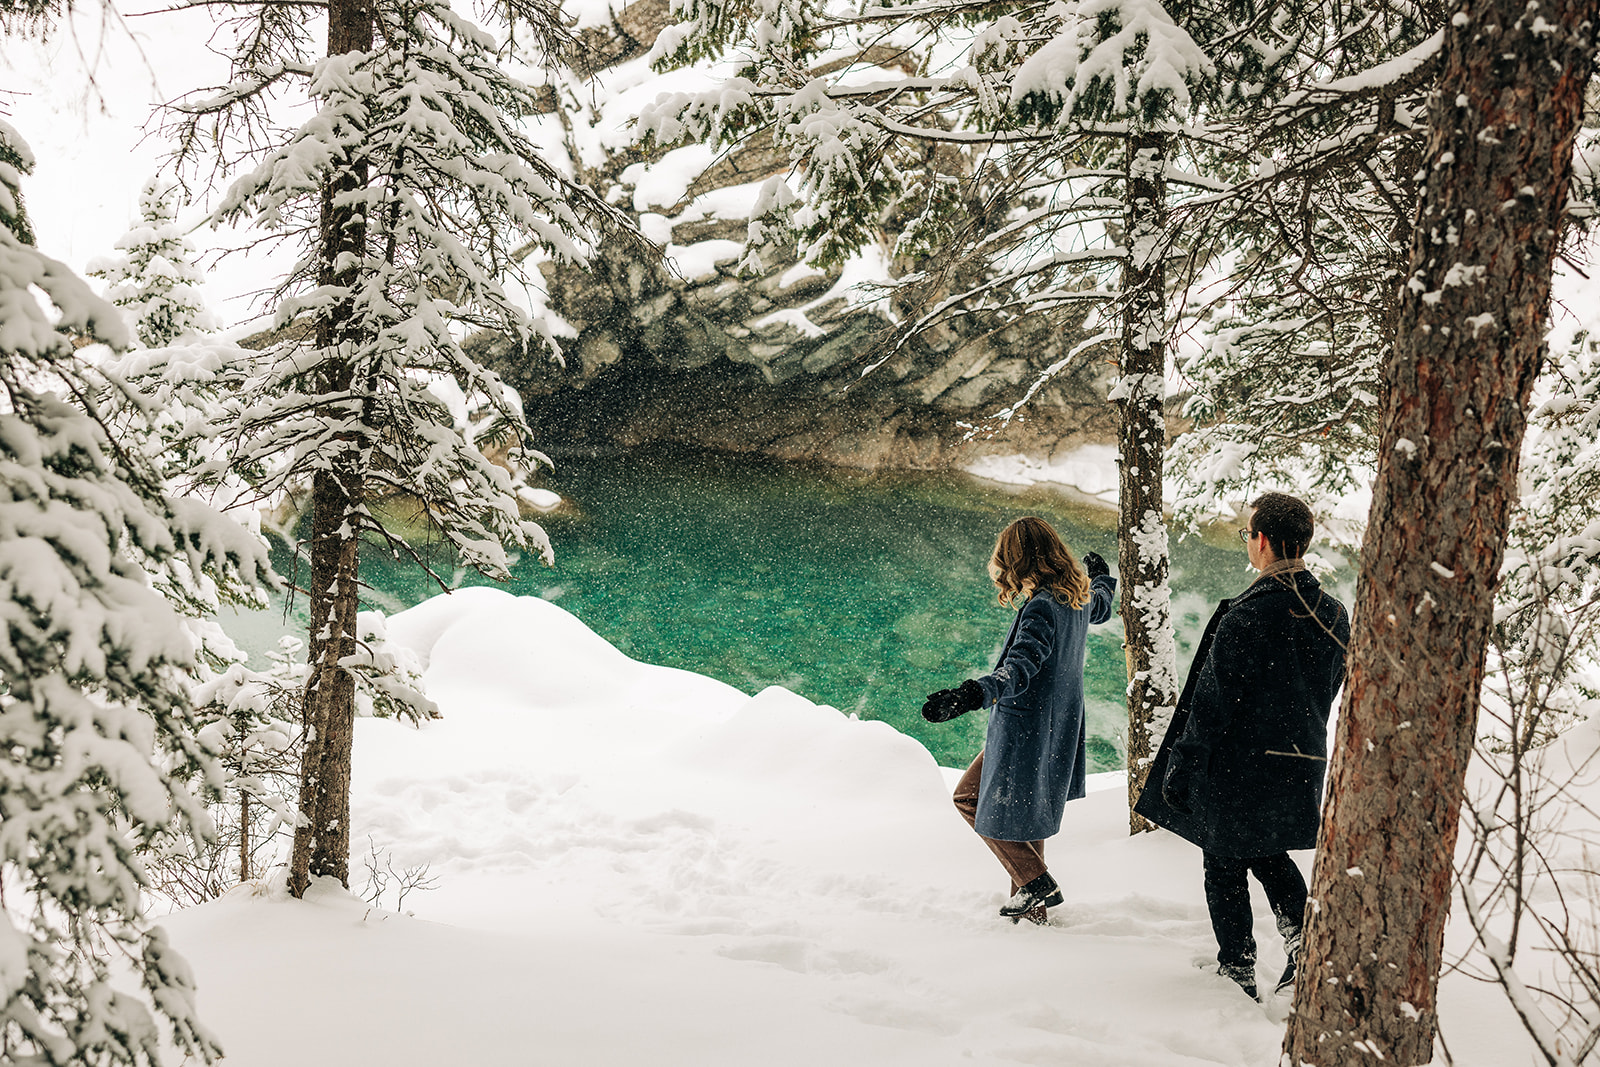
left=1330, top=602, right=1351, bottom=692
left=1087, top=574, right=1117, bottom=624
left=975, top=596, right=1056, bottom=707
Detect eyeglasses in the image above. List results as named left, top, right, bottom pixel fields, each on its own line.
left=1238, top=528, right=1254, bottom=543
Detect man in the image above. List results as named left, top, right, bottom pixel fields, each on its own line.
left=1133, top=492, right=1349, bottom=1000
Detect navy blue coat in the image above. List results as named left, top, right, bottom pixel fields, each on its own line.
left=1133, top=567, right=1348, bottom=856
left=973, top=574, right=1117, bottom=841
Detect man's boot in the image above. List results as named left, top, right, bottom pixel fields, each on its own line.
left=1218, top=959, right=1259, bottom=1001
left=1275, top=913, right=1303, bottom=996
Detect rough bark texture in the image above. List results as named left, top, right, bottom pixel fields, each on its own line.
left=288, top=0, right=373, bottom=899
left=1282, top=2, right=1599, bottom=1063
left=239, top=791, right=250, bottom=882
left=289, top=470, right=364, bottom=896
left=1118, top=132, right=1179, bottom=835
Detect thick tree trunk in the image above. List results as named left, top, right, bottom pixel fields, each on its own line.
left=288, top=469, right=364, bottom=896
left=288, top=0, right=373, bottom=899
left=1282, top=2, right=1599, bottom=1063
left=1118, top=132, right=1180, bottom=835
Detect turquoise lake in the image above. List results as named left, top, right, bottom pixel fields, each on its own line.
left=240, top=447, right=1291, bottom=771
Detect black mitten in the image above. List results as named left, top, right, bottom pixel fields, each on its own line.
left=1082, top=551, right=1110, bottom=579
left=921, top=689, right=960, bottom=722
left=921, top=679, right=985, bottom=723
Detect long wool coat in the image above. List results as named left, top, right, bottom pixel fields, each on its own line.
left=973, top=574, right=1117, bottom=841
left=1133, top=566, right=1349, bottom=857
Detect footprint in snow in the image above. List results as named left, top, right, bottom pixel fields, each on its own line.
left=826, top=994, right=962, bottom=1037
left=716, top=936, right=891, bottom=977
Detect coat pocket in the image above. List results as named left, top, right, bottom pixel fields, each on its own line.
left=993, top=692, right=1041, bottom=716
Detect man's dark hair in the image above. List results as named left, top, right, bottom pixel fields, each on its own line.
left=1249, top=492, right=1315, bottom=560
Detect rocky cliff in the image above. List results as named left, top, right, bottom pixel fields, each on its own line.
left=478, top=0, right=1119, bottom=472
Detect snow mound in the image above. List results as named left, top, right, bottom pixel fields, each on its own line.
left=673, top=684, right=950, bottom=811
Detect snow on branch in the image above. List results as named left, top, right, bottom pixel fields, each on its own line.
left=1276, top=29, right=1444, bottom=116
left=1009, top=0, right=1215, bottom=127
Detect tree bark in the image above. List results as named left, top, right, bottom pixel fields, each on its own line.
left=288, top=469, right=364, bottom=896
left=288, top=0, right=373, bottom=899
left=239, top=789, right=250, bottom=882
left=1119, top=131, right=1180, bottom=835
left=1282, top=2, right=1599, bottom=1062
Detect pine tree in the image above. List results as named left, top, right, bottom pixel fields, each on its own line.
left=0, top=124, right=270, bottom=1067
left=89, top=177, right=218, bottom=348
left=0, top=118, right=37, bottom=245
left=1282, top=0, right=1600, bottom=1060
left=1165, top=6, right=1443, bottom=527
left=146, top=641, right=307, bottom=903
left=172, top=0, right=639, bottom=895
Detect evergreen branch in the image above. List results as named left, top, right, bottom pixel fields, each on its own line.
left=130, top=0, right=327, bottom=12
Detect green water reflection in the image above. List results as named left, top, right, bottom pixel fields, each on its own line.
left=259, top=447, right=1286, bottom=771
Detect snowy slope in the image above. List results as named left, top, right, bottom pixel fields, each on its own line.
left=159, top=588, right=1536, bottom=1066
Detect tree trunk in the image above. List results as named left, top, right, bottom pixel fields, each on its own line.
left=288, top=0, right=373, bottom=900
left=1282, top=2, right=1599, bottom=1062
left=239, top=789, right=250, bottom=882
left=1118, top=131, right=1180, bottom=835
left=288, top=469, right=364, bottom=897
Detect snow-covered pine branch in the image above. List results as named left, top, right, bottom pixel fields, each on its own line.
left=1163, top=0, right=1447, bottom=529
left=0, top=131, right=268, bottom=1064
left=0, top=119, right=37, bottom=245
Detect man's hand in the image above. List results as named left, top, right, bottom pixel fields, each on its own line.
left=1162, top=761, right=1194, bottom=814
left=922, top=679, right=985, bottom=723
left=1082, top=551, right=1110, bottom=579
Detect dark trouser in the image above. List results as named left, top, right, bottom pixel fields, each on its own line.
left=953, top=752, right=1047, bottom=890
left=1202, top=850, right=1307, bottom=969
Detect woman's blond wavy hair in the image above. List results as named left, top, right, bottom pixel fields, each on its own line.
left=989, top=516, right=1092, bottom=609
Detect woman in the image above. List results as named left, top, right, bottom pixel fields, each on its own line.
left=923, top=516, right=1117, bottom=924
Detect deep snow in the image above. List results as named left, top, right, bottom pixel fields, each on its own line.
left=160, top=588, right=1538, bottom=1066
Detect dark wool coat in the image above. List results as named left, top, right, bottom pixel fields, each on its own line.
left=973, top=574, right=1117, bottom=841
left=1133, top=566, right=1349, bottom=857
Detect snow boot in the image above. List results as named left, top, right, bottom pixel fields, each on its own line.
left=1000, top=872, right=1063, bottom=919
left=1274, top=960, right=1296, bottom=996
left=1275, top=920, right=1303, bottom=996
left=1218, top=961, right=1259, bottom=1002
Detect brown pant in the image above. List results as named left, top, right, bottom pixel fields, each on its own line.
left=954, top=751, right=1047, bottom=889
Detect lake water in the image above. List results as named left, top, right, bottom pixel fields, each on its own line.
left=237, top=446, right=1290, bottom=771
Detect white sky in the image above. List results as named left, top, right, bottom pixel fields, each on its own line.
left=4, top=4, right=296, bottom=329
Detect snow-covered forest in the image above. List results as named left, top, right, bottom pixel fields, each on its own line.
left=2, top=0, right=1599, bottom=1063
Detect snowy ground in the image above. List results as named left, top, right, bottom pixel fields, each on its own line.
left=162, top=588, right=1537, bottom=1066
